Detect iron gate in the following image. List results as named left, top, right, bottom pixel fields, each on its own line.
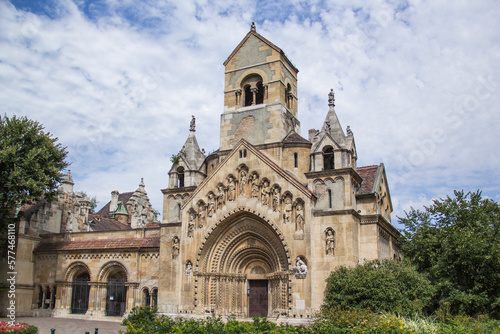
left=71, top=278, right=90, bottom=314
left=106, top=279, right=126, bottom=316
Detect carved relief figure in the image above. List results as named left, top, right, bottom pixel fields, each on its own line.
left=227, top=176, right=236, bottom=201
left=185, top=260, right=193, bottom=275
left=198, top=203, right=206, bottom=228
left=172, top=237, right=180, bottom=259
left=187, top=211, right=195, bottom=237
left=250, top=173, right=259, bottom=198
left=326, top=229, right=335, bottom=255
left=284, top=196, right=292, bottom=223
left=239, top=170, right=247, bottom=195
left=261, top=180, right=270, bottom=206
left=296, top=203, right=305, bottom=232
left=293, top=256, right=308, bottom=275
left=272, top=187, right=280, bottom=212
left=217, top=185, right=225, bottom=209
left=207, top=193, right=215, bottom=217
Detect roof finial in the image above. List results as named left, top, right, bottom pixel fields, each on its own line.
left=190, top=115, right=196, bottom=132
left=251, top=22, right=256, bottom=31
left=328, top=89, right=335, bottom=107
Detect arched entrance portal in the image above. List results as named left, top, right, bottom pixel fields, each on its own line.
left=71, top=272, right=90, bottom=314
left=100, top=263, right=128, bottom=317
left=195, top=211, right=290, bottom=317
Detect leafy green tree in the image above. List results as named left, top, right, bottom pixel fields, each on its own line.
left=323, top=259, right=435, bottom=316
left=0, top=115, right=68, bottom=228
left=399, top=190, right=500, bottom=318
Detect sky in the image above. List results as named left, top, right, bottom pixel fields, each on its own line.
left=1, top=0, right=499, bottom=228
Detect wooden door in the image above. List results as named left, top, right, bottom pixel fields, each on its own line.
left=248, top=280, right=268, bottom=317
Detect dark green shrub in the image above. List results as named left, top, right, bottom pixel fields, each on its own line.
left=323, top=259, right=435, bottom=316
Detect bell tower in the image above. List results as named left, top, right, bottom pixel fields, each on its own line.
left=220, top=23, right=300, bottom=151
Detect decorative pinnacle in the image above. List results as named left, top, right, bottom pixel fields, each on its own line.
left=251, top=22, right=256, bottom=31
left=189, top=115, right=195, bottom=132
left=328, top=89, right=335, bottom=107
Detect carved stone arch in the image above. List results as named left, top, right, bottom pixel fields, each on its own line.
left=98, top=261, right=128, bottom=282
left=235, top=69, right=269, bottom=89
left=194, top=207, right=291, bottom=315
left=65, top=261, right=92, bottom=281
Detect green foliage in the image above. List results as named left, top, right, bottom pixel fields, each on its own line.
left=0, top=114, right=68, bottom=226
left=121, top=306, right=500, bottom=334
left=170, top=154, right=179, bottom=164
left=323, top=259, right=435, bottom=316
left=308, top=308, right=415, bottom=333
left=399, top=190, right=500, bottom=318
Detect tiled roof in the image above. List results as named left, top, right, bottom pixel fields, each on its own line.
left=88, top=214, right=131, bottom=231
left=34, top=236, right=160, bottom=253
left=283, top=131, right=310, bottom=143
left=96, top=192, right=134, bottom=218
left=357, top=165, right=379, bottom=195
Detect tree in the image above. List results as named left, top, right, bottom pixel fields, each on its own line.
left=0, top=115, right=68, bottom=229
left=323, top=259, right=435, bottom=316
left=399, top=190, right=500, bottom=318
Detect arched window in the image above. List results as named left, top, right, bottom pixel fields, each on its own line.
left=328, top=189, right=332, bottom=208
left=294, top=152, right=298, bottom=168
left=286, top=84, right=293, bottom=109
left=242, top=74, right=264, bottom=106
left=323, top=147, right=334, bottom=170
left=256, top=82, right=264, bottom=104
left=177, top=167, right=184, bottom=188
left=151, top=288, right=158, bottom=307
left=143, top=288, right=151, bottom=306
left=244, top=85, right=253, bottom=106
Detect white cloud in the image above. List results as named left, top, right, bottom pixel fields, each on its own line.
left=1, top=0, right=499, bottom=227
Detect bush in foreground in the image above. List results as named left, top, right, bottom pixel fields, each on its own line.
left=323, top=259, right=435, bottom=316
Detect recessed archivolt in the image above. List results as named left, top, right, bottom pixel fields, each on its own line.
left=64, top=261, right=91, bottom=281
left=98, top=261, right=128, bottom=282
left=196, top=207, right=291, bottom=274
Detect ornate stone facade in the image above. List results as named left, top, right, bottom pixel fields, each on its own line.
left=1, top=24, right=400, bottom=320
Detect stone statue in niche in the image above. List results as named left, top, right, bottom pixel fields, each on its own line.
left=185, top=260, right=193, bottom=275
left=239, top=170, right=247, bottom=195
left=296, top=203, right=305, bottom=232
left=198, top=204, right=206, bottom=228
left=227, top=176, right=236, bottom=201
left=187, top=211, right=195, bottom=237
left=65, top=211, right=73, bottom=232
left=272, top=187, right=280, bottom=212
left=326, top=229, right=335, bottom=255
left=261, top=180, right=270, bottom=206
left=250, top=173, right=259, bottom=198
left=217, top=185, right=225, bottom=210
left=207, top=193, right=215, bottom=217
left=172, top=237, right=180, bottom=259
left=284, top=196, right=292, bottom=223
left=293, top=256, right=308, bottom=276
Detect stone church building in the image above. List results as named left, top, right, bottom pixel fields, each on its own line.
left=1, top=25, right=400, bottom=320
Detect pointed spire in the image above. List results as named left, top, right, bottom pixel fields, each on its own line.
left=62, top=170, right=74, bottom=185
left=178, top=116, right=206, bottom=170
left=136, top=178, right=146, bottom=194
left=61, top=170, right=74, bottom=193
left=320, top=89, right=345, bottom=145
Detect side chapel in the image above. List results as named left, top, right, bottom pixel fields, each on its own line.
left=0, top=24, right=400, bottom=320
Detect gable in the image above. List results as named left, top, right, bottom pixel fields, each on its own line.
left=182, top=140, right=314, bottom=211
